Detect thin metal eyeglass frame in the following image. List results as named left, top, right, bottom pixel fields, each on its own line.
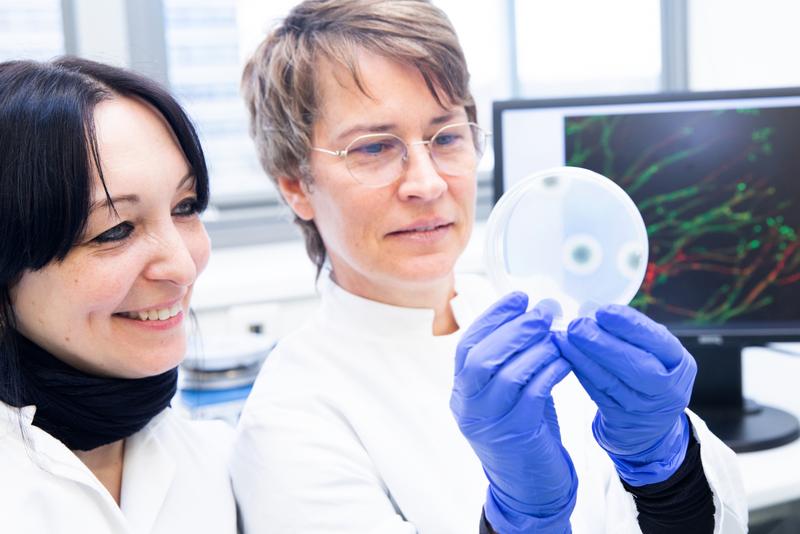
left=311, top=121, right=491, bottom=187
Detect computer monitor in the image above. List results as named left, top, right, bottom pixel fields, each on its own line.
left=493, top=88, right=800, bottom=452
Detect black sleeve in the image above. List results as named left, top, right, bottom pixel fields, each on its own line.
left=479, top=423, right=714, bottom=534
left=621, top=424, right=715, bottom=534
left=479, top=509, right=496, bottom=534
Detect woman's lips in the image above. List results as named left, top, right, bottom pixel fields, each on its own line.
left=386, top=222, right=454, bottom=242
left=114, top=310, right=185, bottom=331
left=388, top=217, right=453, bottom=234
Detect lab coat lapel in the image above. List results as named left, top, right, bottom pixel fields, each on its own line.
left=120, top=421, right=176, bottom=534
left=9, top=406, right=131, bottom=529
left=36, top=433, right=130, bottom=523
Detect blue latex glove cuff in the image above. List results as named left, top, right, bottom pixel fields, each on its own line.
left=484, top=462, right=577, bottom=534
left=595, top=412, right=690, bottom=487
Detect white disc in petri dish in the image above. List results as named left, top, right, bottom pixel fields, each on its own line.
left=485, top=166, right=649, bottom=330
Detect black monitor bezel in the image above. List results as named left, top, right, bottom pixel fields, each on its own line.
left=491, top=87, right=800, bottom=345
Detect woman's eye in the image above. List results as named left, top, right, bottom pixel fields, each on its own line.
left=350, top=138, right=403, bottom=157
left=93, top=222, right=134, bottom=244
left=434, top=134, right=460, bottom=146
left=354, top=142, right=389, bottom=155
left=173, top=197, right=200, bottom=217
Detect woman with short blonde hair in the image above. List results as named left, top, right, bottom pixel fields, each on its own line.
left=232, top=2, right=747, bottom=533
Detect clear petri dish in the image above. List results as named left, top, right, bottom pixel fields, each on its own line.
left=485, top=166, right=649, bottom=330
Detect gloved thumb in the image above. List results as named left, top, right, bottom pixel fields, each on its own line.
left=456, top=291, right=529, bottom=374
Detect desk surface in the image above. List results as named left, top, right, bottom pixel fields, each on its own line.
left=738, top=346, right=800, bottom=510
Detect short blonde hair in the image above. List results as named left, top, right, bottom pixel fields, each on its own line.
left=242, top=0, right=476, bottom=271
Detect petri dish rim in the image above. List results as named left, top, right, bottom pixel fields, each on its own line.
left=484, top=166, right=649, bottom=327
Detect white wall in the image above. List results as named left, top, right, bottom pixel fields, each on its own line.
left=689, top=0, right=800, bottom=90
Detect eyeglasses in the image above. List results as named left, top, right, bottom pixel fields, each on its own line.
left=311, top=122, right=490, bottom=188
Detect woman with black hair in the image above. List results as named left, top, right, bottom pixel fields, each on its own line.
left=0, top=58, right=236, bottom=533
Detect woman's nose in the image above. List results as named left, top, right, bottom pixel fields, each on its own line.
left=396, top=143, right=448, bottom=201
left=142, top=225, right=202, bottom=287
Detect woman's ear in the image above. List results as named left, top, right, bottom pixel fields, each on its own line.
left=277, top=176, right=315, bottom=221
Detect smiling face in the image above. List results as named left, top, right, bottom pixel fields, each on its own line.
left=279, top=50, right=477, bottom=306
left=9, top=96, right=210, bottom=379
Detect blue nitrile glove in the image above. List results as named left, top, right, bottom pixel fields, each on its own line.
left=451, top=292, right=577, bottom=533
left=552, top=304, right=696, bottom=487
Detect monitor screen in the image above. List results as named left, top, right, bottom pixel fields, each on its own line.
left=493, top=89, right=800, bottom=343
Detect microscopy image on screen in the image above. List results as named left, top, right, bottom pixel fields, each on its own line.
left=564, top=106, right=800, bottom=326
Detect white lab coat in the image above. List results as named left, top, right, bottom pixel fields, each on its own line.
left=0, top=402, right=238, bottom=534
left=231, top=273, right=748, bottom=533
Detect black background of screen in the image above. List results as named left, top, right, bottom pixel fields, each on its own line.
left=563, top=106, right=800, bottom=329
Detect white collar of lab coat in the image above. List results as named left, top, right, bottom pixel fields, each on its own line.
left=317, top=269, right=490, bottom=339
left=0, top=401, right=177, bottom=532
left=120, top=410, right=177, bottom=533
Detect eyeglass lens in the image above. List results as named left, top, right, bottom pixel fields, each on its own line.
left=345, top=123, right=486, bottom=186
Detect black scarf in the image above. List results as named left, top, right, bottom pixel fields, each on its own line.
left=4, top=331, right=177, bottom=451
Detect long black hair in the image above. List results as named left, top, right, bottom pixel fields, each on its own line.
left=0, top=57, right=209, bottom=407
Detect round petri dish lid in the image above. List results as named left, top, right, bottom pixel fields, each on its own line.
left=485, top=166, right=649, bottom=330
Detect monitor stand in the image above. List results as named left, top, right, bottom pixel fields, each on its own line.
left=687, top=344, right=800, bottom=453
